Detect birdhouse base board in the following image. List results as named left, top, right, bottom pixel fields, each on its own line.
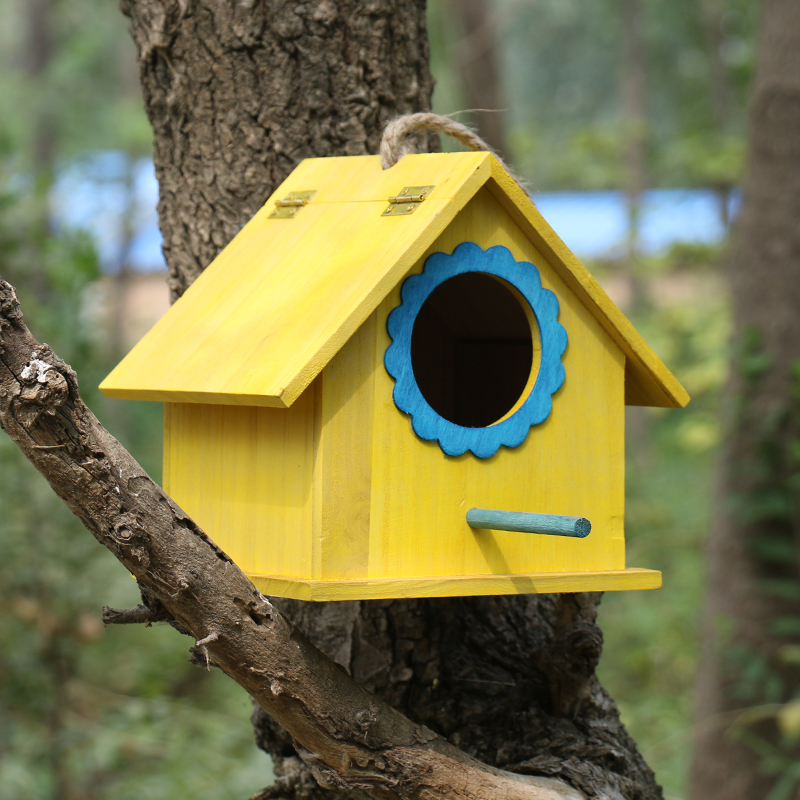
left=248, top=568, right=662, bottom=601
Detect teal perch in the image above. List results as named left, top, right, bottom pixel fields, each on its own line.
left=466, top=509, right=591, bottom=538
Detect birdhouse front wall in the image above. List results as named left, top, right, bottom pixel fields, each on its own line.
left=366, top=187, right=627, bottom=580
left=163, top=185, right=632, bottom=599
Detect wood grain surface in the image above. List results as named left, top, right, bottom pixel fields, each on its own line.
left=101, top=152, right=688, bottom=410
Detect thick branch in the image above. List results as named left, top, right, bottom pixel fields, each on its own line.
left=0, top=277, right=584, bottom=800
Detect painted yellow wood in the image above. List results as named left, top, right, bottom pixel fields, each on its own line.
left=129, top=154, right=690, bottom=600
left=163, top=397, right=317, bottom=578
left=159, top=183, right=646, bottom=596
left=101, top=152, right=687, bottom=411
left=364, top=186, right=626, bottom=580
left=162, top=316, right=379, bottom=585
left=313, top=313, right=376, bottom=580
left=486, top=159, right=690, bottom=409
left=247, top=568, right=662, bottom=601
left=100, top=153, right=492, bottom=409
left=268, top=151, right=490, bottom=205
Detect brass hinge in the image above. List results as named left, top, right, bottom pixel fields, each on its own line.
left=381, top=185, right=435, bottom=216
left=269, top=190, right=317, bottom=219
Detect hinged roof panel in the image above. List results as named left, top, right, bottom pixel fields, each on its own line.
left=100, top=152, right=688, bottom=410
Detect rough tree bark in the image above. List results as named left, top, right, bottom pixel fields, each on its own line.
left=0, top=2, right=663, bottom=798
left=690, top=1, right=800, bottom=798
left=125, top=0, right=436, bottom=301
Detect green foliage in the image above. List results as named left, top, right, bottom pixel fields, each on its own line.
left=598, top=265, right=730, bottom=798
left=605, top=297, right=800, bottom=796
left=658, top=131, right=745, bottom=190
left=644, top=242, right=726, bottom=274
left=724, top=700, right=800, bottom=800
left=0, top=0, right=152, bottom=167
left=0, top=19, right=270, bottom=786
left=599, top=436, right=713, bottom=799
left=510, top=124, right=627, bottom=192
left=428, top=0, right=756, bottom=191
left=602, top=281, right=800, bottom=800
left=0, top=177, right=270, bottom=796
left=716, top=348, right=800, bottom=797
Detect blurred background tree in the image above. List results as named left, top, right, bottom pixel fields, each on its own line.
left=0, top=0, right=787, bottom=798
left=690, top=2, right=800, bottom=798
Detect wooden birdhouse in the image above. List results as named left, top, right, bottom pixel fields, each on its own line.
left=100, top=152, right=688, bottom=601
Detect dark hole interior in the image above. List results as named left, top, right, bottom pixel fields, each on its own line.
left=410, top=272, right=535, bottom=428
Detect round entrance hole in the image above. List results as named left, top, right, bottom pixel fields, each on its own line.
left=410, top=272, right=538, bottom=428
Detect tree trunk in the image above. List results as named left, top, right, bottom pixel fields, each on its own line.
left=700, top=0, right=735, bottom=135
left=446, top=0, right=507, bottom=158
left=46, top=1, right=664, bottom=797
left=701, top=0, right=737, bottom=232
left=620, top=0, right=647, bottom=305
left=123, top=0, right=437, bottom=301
left=25, top=0, right=56, bottom=182
left=689, top=1, right=800, bottom=798
left=620, top=0, right=651, bottom=469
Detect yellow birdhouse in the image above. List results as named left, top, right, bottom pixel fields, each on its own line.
left=100, top=152, right=689, bottom=601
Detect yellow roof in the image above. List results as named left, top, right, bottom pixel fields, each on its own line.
left=100, top=152, right=688, bottom=410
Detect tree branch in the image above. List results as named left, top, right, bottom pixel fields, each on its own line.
left=0, top=278, right=584, bottom=800
left=102, top=604, right=156, bottom=625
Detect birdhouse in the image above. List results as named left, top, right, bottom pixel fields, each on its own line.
left=100, top=152, right=688, bottom=601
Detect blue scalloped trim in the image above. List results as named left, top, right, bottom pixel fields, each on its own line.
left=384, top=242, right=567, bottom=459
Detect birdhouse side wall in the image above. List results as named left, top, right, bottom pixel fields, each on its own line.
left=163, top=396, right=317, bottom=578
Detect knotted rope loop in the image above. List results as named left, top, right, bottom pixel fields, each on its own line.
left=379, top=112, right=525, bottom=190
left=380, top=112, right=498, bottom=168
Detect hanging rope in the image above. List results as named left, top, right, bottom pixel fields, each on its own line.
left=379, top=112, right=526, bottom=191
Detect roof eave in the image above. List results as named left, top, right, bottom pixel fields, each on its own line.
left=485, top=156, right=689, bottom=409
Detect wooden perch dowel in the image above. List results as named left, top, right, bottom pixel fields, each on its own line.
left=0, top=278, right=585, bottom=800
left=467, top=509, right=592, bottom=538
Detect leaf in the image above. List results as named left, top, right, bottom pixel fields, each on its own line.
left=779, top=645, right=800, bottom=665
left=777, top=700, right=800, bottom=741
